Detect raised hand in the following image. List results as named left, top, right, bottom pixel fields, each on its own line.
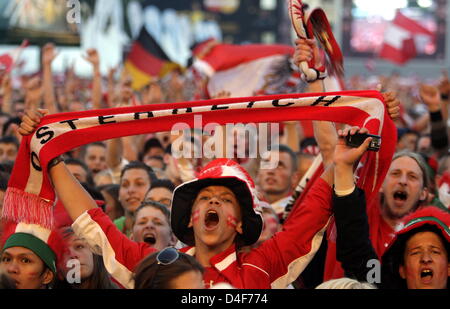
left=211, top=90, right=231, bottom=99
left=419, top=84, right=441, bottom=113
left=382, top=91, right=401, bottom=120
left=118, top=76, right=134, bottom=107
left=293, top=38, right=322, bottom=69
left=42, top=43, right=58, bottom=66
left=18, top=108, right=49, bottom=136
left=24, top=76, right=43, bottom=108
left=333, top=127, right=372, bottom=168
left=1, top=73, right=11, bottom=92
left=83, top=48, right=100, bottom=67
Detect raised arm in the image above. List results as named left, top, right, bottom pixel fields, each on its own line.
left=332, top=126, right=379, bottom=282
left=293, top=37, right=338, bottom=166
left=106, top=67, right=118, bottom=108
left=83, top=48, right=102, bottom=110
left=1, top=73, right=13, bottom=114
left=419, top=84, right=449, bottom=158
left=18, top=109, right=155, bottom=288
left=24, top=76, right=43, bottom=111
left=42, top=43, right=58, bottom=114
left=18, top=109, right=96, bottom=220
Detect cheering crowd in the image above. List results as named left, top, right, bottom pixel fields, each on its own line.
left=0, top=32, right=448, bottom=290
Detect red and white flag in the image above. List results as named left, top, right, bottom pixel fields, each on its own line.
left=0, top=40, right=29, bottom=73
left=192, top=40, right=296, bottom=98
left=379, top=11, right=434, bottom=65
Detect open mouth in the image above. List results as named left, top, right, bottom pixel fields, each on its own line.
left=421, top=269, right=433, bottom=280
left=393, top=191, right=408, bottom=201
left=143, top=233, right=156, bottom=245
left=205, top=210, right=220, bottom=229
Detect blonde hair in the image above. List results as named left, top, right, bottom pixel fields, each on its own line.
left=315, top=278, right=377, bottom=289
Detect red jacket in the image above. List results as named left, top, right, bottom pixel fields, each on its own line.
left=72, top=178, right=332, bottom=289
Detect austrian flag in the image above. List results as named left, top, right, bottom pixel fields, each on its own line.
left=379, top=11, right=434, bottom=65
left=191, top=41, right=297, bottom=98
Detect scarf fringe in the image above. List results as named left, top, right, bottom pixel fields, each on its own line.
left=2, top=187, right=54, bottom=229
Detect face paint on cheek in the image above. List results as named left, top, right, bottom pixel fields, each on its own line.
left=192, top=210, right=200, bottom=224
left=226, top=215, right=238, bottom=229
left=26, top=271, right=42, bottom=283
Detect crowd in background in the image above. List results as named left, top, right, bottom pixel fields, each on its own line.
left=0, top=37, right=448, bottom=290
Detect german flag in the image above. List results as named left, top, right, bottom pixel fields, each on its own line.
left=124, top=27, right=181, bottom=90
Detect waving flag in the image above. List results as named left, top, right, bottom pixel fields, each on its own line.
left=379, top=11, right=434, bottom=65
left=124, top=27, right=181, bottom=90
left=0, top=40, right=29, bottom=73
left=191, top=40, right=298, bottom=98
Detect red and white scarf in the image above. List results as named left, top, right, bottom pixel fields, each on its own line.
left=3, top=90, right=397, bottom=228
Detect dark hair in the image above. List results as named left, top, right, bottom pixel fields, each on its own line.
left=133, top=200, right=171, bottom=226
left=55, top=227, right=118, bottom=289
left=148, top=179, right=176, bottom=193
left=0, top=171, right=10, bottom=191
left=139, top=138, right=164, bottom=161
left=86, top=141, right=106, bottom=149
left=0, top=161, right=14, bottom=174
left=2, top=117, right=20, bottom=137
left=397, top=128, right=420, bottom=140
left=0, top=136, right=19, bottom=149
left=64, top=157, right=95, bottom=187
left=81, top=142, right=106, bottom=163
left=134, top=249, right=204, bottom=289
left=120, top=161, right=157, bottom=184
left=65, top=157, right=89, bottom=172
left=80, top=182, right=105, bottom=211
left=164, top=144, right=172, bottom=155
left=269, top=144, right=298, bottom=172
left=98, top=184, right=124, bottom=219
left=300, top=137, right=318, bottom=151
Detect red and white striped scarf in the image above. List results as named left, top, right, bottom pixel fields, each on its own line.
left=3, top=90, right=397, bottom=228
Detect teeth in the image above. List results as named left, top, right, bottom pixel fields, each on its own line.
left=421, top=270, right=433, bottom=278
left=205, top=210, right=219, bottom=227
left=394, top=191, right=407, bottom=200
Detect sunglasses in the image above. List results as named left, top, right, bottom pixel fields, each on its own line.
left=146, top=247, right=180, bottom=288
left=156, top=247, right=179, bottom=265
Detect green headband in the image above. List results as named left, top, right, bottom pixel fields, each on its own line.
left=403, top=216, right=450, bottom=238
left=2, top=233, right=56, bottom=274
